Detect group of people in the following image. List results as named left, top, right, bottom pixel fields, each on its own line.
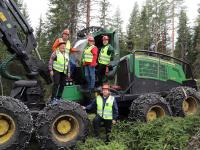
left=82, top=35, right=115, bottom=92
left=48, top=29, right=115, bottom=99
left=48, top=29, right=118, bottom=142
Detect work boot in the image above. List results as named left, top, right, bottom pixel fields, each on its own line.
left=94, top=133, right=100, bottom=140
left=105, top=135, right=110, bottom=144
left=50, top=97, right=59, bottom=105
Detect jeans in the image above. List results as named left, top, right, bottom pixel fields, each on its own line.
left=70, top=55, right=76, bottom=76
left=84, top=65, right=95, bottom=90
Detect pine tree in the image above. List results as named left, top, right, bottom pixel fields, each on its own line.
left=77, top=0, right=100, bottom=29
left=127, top=2, right=140, bottom=50
left=192, top=5, right=200, bottom=77
left=175, top=9, right=192, bottom=63
left=35, top=16, right=50, bottom=62
left=69, top=0, right=79, bottom=40
left=145, top=0, right=171, bottom=53
left=13, top=0, right=23, bottom=10
left=13, top=0, right=30, bottom=21
left=166, top=0, right=184, bottom=54
left=45, top=0, right=80, bottom=48
left=127, top=0, right=171, bottom=52
left=138, top=5, right=150, bottom=50
left=46, top=0, right=70, bottom=45
left=98, top=0, right=111, bottom=28
left=21, top=3, right=31, bottom=23
left=111, top=7, right=126, bottom=57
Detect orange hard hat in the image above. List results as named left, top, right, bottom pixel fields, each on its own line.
left=102, top=35, right=109, bottom=41
left=62, top=29, right=70, bottom=35
left=102, top=83, right=110, bottom=89
left=88, top=36, right=94, bottom=42
left=58, top=41, right=66, bottom=46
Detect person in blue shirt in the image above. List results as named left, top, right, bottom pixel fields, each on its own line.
left=83, top=83, right=118, bottom=142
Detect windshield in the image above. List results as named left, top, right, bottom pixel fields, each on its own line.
left=71, top=39, right=88, bottom=67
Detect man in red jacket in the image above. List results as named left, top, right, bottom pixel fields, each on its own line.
left=82, top=36, right=98, bottom=92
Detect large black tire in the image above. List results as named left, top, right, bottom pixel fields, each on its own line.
left=35, top=101, right=89, bottom=150
left=0, top=96, right=33, bottom=150
left=129, top=94, right=172, bottom=122
left=166, top=86, right=200, bottom=117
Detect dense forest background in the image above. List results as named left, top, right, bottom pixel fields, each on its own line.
left=0, top=0, right=200, bottom=95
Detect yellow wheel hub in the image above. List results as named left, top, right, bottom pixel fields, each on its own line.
left=0, top=113, right=16, bottom=145
left=147, top=106, right=165, bottom=122
left=0, top=119, right=9, bottom=136
left=52, top=115, right=79, bottom=143
left=183, top=101, right=189, bottom=112
left=183, top=97, right=198, bottom=115
left=57, top=120, right=71, bottom=135
left=147, top=110, right=157, bottom=122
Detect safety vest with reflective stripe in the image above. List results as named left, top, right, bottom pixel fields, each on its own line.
left=96, top=95, right=114, bottom=120
left=53, top=50, right=68, bottom=74
left=82, top=45, right=94, bottom=63
left=58, top=38, right=71, bottom=53
left=98, top=45, right=111, bottom=65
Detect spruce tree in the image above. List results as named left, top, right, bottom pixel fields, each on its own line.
left=111, top=7, right=126, bottom=57
left=127, top=2, right=140, bottom=50
left=45, top=0, right=80, bottom=49
left=98, top=0, right=111, bottom=28
left=138, top=5, right=150, bottom=50
left=35, top=16, right=50, bottom=62
left=175, top=9, right=192, bottom=62
left=192, top=5, right=200, bottom=77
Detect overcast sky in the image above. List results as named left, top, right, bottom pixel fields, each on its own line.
left=23, top=0, right=199, bottom=32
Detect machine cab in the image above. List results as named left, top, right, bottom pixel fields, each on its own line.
left=70, top=26, right=120, bottom=84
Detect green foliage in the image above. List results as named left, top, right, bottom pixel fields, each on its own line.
left=110, top=116, right=200, bottom=150
left=111, top=8, right=127, bottom=57
left=127, top=2, right=140, bottom=50
left=138, top=5, right=150, bottom=50
left=192, top=5, right=200, bottom=78
left=127, top=0, right=184, bottom=54
left=75, top=138, right=106, bottom=150
left=75, top=137, right=127, bottom=150
left=46, top=0, right=79, bottom=40
left=77, top=115, right=200, bottom=150
left=175, top=9, right=193, bottom=63
left=127, top=0, right=170, bottom=51
left=98, top=0, right=111, bottom=28
left=35, top=16, right=50, bottom=63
